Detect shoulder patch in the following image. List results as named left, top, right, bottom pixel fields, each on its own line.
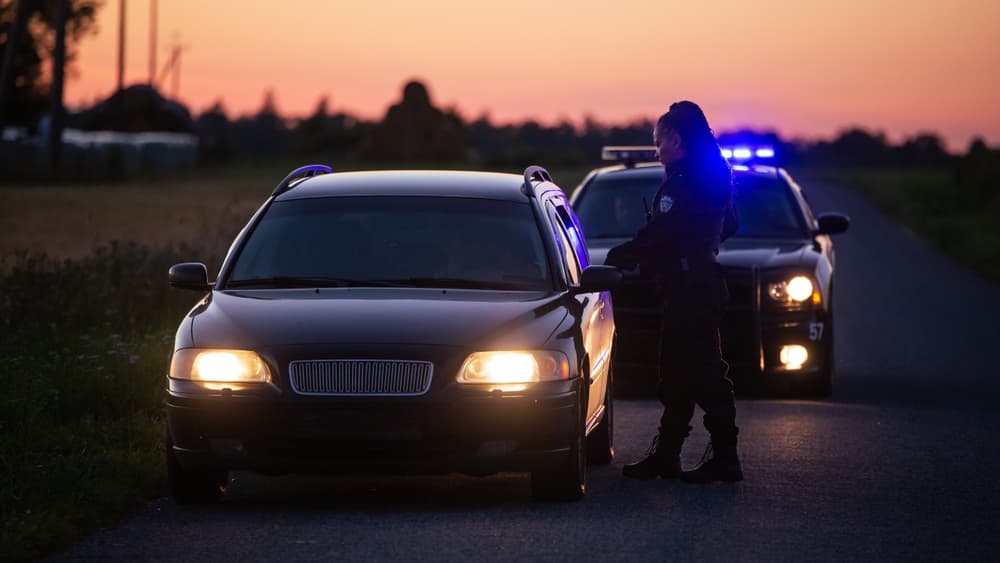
left=658, top=195, right=674, bottom=214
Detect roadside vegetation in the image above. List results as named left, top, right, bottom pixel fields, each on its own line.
left=796, top=157, right=1000, bottom=283
left=0, top=243, right=221, bottom=560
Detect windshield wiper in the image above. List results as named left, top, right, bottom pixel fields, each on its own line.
left=389, top=277, right=529, bottom=290
left=225, top=277, right=408, bottom=289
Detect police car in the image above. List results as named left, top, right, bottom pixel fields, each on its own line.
left=570, top=147, right=849, bottom=396
left=165, top=165, right=619, bottom=503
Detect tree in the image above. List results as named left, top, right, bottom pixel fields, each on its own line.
left=0, top=0, right=102, bottom=129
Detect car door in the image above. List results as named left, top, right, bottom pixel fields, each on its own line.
left=545, top=197, right=613, bottom=425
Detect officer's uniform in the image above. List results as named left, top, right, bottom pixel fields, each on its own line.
left=606, top=154, right=739, bottom=457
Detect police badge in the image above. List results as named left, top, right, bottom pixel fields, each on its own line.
left=658, top=195, right=674, bottom=214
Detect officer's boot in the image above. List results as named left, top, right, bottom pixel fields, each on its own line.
left=680, top=441, right=743, bottom=484
left=622, top=434, right=683, bottom=480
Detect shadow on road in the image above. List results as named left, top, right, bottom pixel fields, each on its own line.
left=211, top=471, right=534, bottom=512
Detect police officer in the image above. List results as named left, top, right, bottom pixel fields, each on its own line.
left=606, top=101, right=742, bottom=483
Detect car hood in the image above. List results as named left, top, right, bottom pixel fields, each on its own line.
left=186, top=288, right=569, bottom=350
left=586, top=237, right=814, bottom=270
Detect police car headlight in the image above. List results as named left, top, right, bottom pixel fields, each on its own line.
left=170, top=349, right=272, bottom=388
left=767, top=276, right=816, bottom=304
left=457, top=351, right=570, bottom=388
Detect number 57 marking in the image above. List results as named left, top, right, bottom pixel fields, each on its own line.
left=809, top=322, right=824, bottom=341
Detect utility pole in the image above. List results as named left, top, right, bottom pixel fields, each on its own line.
left=117, top=0, right=126, bottom=91
left=149, top=0, right=157, bottom=86
left=157, top=35, right=187, bottom=100
left=49, top=0, right=68, bottom=169
left=172, top=41, right=181, bottom=99
left=0, top=0, right=30, bottom=128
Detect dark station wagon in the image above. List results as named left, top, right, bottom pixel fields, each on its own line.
left=166, top=165, right=620, bottom=503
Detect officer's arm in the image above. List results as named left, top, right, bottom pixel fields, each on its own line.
left=604, top=214, right=663, bottom=269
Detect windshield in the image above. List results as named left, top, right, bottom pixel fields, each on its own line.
left=227, top=196, right=551, bottom=290
left=573, top=173, right=809, bottom=239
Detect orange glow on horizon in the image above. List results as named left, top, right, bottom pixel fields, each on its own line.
left=64, top=0, right=1000, bottom=149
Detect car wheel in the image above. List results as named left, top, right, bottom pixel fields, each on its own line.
left=166, top=434, right=228, bottom=505
left=531, top=388, right=587, bottom=502
left=586, top=356, right=614, bottom=464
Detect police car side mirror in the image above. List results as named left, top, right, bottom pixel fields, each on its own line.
left=169, top=262, right=212, bottom=291
left=816, top=213, right=850, bottom=236
left=572, top=265, right=623, bottom=294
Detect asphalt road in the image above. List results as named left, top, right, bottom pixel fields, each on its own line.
left=53, top=181, right=1000, bottom=562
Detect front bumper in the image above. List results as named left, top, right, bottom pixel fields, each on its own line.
left=167, top=379, right=582, bottom=476
left=610, top=274, right=831, bottom=391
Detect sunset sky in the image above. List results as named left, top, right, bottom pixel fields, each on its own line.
left=65, top=0, right=1000, bottom=150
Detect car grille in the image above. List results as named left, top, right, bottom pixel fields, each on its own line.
left=289, top=360, right=434, bottom=396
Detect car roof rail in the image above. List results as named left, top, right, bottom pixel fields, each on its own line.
left=601, top=146, right=658, bottom=168
left=271, top=164, right=333, bottom=196
left=522, top=165, right=554, bottom=196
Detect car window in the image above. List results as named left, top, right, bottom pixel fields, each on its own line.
left=555, top=204, right=591, bottom=270
left=573, top=175, right=659, bottom=239
left=732, top=177, right=810, bottom=238
left=545, top=202, right=581, bottom=285
left=229, top=196, right=551, bottom=290
left=783, top=172, right=818, bottom=228
left=574, top=172, right=810, bottom=240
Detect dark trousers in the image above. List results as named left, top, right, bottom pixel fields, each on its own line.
left=656, top=265, right=738, bottom=446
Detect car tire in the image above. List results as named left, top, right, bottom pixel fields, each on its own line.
left=531, top=388, right=587, bottom=502
left=166, top=434, right=228, bottom=505
left=586, top=356, right=614, bottom=464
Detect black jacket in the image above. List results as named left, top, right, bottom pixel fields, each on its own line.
left=605, top=155, right=737, bottom=278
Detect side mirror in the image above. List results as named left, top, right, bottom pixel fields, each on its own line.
left=816, top=213, right=850, bottom=236
left=169, top=262, right=211, bottom=291
left=572, top=265, right=623, bottom=294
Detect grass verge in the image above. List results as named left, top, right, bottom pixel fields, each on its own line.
left=794, top=167, right=1000, bottom=283
left=0, top=243, right=220, bottom=561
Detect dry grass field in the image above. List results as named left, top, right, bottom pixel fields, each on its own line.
left=0, top=163, right=594, bottom=266
left=0, top=177, right=271, bottom=264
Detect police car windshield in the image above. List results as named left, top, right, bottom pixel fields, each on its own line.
left=574, top=173, right=809, bottom=239
left=732, top=177, right=810, bottom=238
left=228, top=196, right=551, bottom=291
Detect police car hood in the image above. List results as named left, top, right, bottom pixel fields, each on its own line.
left=586, top=237, right=814, bottom=270
left=186, top=288, right=568, bottom=349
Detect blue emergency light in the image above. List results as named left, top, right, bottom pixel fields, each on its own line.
left=602, top=145, right=777, bottom=167
left=720, top=146, right=776, bottom=161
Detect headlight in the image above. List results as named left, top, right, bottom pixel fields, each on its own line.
left=457, top=351, right=570, bottom=388
left=767, top=276, right=816, bottom=304
left=779, top=345, right=809, bottom=370
left=170, top=349, right=272, bottom=386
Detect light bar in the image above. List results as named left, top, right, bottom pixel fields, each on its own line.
left=720, top=145, right=776, bottom=160
left=601, top=145, right=658, bottom=163
left=732, top=147, right=753, bottom=160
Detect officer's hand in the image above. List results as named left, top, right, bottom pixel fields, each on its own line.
left=605, top=244, right=638, bottom=270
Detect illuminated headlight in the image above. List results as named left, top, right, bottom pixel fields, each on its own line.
left=457, top=351, right=570, bottom=387
left=768, top=276, right=816, bottom=304
left=780, top=345, right=809, bottom=370
left=170, top=349, right=272, bottom=385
